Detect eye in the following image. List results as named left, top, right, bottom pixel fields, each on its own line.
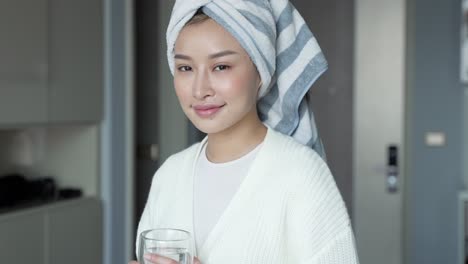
left=177, top=65, right=192, bottom=72
left=214, top=65, right=230, bottom=71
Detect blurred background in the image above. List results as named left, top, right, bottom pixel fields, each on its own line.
left=0, top=0, right=466, bottom=263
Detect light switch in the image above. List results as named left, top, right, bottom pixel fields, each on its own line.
left=425, top=132, right=446, bottom=147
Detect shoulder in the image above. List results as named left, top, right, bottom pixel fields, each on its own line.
left=264, top=128, right=326, bottom=174
left=257, top=128, right=339, bottom=206
left=270, top=131, right=352, bottom=254
left=265, top=128, right=346, bottom=212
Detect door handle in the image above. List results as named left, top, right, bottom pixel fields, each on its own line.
left=387, top=145, right=398, bottom=193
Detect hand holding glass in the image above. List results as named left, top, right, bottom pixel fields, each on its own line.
left=139, top=228, right=193, bottom=264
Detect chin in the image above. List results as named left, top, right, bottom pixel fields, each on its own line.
left=193, top=124, right=223, bottom=135
left=191, top=120, right=230, bottom=135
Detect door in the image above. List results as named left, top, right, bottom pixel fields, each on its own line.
left=353, top=0, right=406, bottom=264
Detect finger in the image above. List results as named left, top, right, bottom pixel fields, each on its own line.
left=144, top=253, right=179, bottom=264
left=194, top=257, right=202, bottom=264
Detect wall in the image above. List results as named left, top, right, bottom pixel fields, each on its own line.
left=0, top=126, right=100, bottom=196
left=101, top=0, right=134, bottom=263
left=465, top=88, right=468, bottom=188
left=407, top=0, right=463, bottom=263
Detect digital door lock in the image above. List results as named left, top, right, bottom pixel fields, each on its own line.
left=387, top=145, right=398, bottom=193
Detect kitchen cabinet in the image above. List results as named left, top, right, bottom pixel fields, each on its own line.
left=0, top=208, right=45, bottom=264
left=459, top=191, right=468, bottom=264
left=48, top=0, right=103, bottom=123
left=48, top=197, right=102, bottom=264
left=0, top=197, right=102, bottom=264
left=0, top=0, right=103, bottom=126
left=0, top=0, right=48, bottom=124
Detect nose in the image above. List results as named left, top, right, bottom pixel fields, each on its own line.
left=192, top=69, right=214, bottom=100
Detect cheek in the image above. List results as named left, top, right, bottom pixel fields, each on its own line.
left=216, top=74, right=258, bottom=99
left=174, top=79, right=190, bottom=102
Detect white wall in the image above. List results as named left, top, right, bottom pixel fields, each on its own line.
left=0, top=130, right=35, bottom=174
left=35, top=126, right=100, bottom=196
left=0, top=126, right=100, bottom=196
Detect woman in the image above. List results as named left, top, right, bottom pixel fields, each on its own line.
left=131, top=0, right=359, bottom=263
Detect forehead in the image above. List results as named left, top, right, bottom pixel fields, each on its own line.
left=174, top=19, right=246, bottom=55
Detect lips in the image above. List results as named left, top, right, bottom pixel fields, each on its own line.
left=193, top=104, right=225, bottom=118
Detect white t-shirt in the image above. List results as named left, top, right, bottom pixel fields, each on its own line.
left=193, top=142, right=262, bottom=252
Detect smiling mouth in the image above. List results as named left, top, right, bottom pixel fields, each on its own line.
left=193, top=104, right=225, bottom=118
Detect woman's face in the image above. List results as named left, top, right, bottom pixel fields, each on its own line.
left=173, top=18, right=261, bottom=135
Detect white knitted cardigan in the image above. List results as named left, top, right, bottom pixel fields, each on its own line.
left=136, top=127, right=359, bottom=263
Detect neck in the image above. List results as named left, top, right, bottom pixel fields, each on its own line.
left=205, top=115, right=267, bottom=163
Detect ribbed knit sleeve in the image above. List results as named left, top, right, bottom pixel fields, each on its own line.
left=304, top=227, right=359, bottom=264
left=284, top=139, right=359, bottom=263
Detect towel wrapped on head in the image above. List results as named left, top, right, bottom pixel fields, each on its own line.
left=167, top=0, right=327, bottom=159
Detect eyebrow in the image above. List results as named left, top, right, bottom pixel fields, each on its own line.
left=209, top=50, right=238, bottom=59
left=174, top=50, right=239, bottom=60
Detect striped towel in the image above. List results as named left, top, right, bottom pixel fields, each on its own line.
left=166, top=0, right=327, bottom=159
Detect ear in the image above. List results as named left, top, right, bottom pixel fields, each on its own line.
left=256, top=79, right=263, bottom=97
left=253, top=65, right=262, bottom=95
left=256, top=72, right=262, bottom=91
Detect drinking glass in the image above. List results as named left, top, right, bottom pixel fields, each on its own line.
left=138, top=228, right=193, bottom=264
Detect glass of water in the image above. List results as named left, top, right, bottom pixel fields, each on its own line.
left=138, top=228, right=193, bottom=264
